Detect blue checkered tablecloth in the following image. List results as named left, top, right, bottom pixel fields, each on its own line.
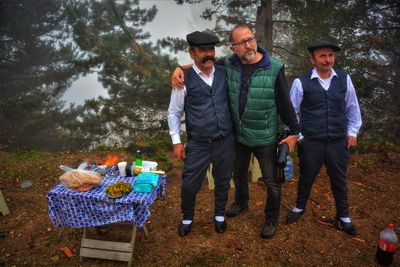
left=47, top=168, right=166, bottom=228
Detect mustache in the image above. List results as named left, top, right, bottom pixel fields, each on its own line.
left=201, top=56, right=216, bottom=63
left=245, top=48, right=256, bottom=53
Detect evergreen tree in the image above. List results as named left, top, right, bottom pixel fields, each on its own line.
left=0, top=0, right=81, bottom=150
left=165, top=0, right=291, bottom=54
left=170, top=0, right=400, bottom=144
left=283, top=0, right=400, bottom=143
left=64, top=0, right=177, bottom=148
left=1, top=0, right=178, bottom=151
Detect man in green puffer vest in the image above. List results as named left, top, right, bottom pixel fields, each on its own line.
left=172, top=25, right=300, bottom=239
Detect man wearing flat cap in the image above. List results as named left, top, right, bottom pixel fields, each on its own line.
left=167, top=31, right=235, bottom=237
left=286, top=41, right=362, bottom=236
left=171, top=25, right=300, bottom=239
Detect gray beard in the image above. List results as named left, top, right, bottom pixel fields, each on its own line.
left=243, top=53, right=255, bottom=62
left=241, top=47, right=257, bottom=63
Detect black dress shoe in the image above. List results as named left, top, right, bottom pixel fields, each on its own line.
left=178, top=223, right=192, bottom=237
left=226, top=202, right=249, bottom=218
left=214, top=220, right=227, bottom=234
left=336, top=219, right=357, bottom=236
left=261, top=221, right=277, bottom=239
left=286, top=210, right=304, bottom=224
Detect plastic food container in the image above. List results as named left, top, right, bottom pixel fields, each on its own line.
left=141, top=161, right=158, bottom=171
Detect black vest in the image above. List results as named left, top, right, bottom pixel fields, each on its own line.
left=184, top=65, right=233, bottom=141
left=299, top=69, right=348, bottom=140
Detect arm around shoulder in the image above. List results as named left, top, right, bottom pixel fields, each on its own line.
left=172, top=64, right=192, bottom=89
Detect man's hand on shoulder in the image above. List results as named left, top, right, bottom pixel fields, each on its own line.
left=173, top=143, right=185, bottom=161
left=171, top=64, right=192, bottom=90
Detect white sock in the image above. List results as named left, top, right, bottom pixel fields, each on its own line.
left=292, top=207, right=304, bottom=213
left=340, top=217, right=351, bottom=223
left=215, top=216, right=225, bottom=222
left=182, top=220, right=192, bottom=225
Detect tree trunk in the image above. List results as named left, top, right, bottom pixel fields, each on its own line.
left=255, top=0, right=273, bottom=53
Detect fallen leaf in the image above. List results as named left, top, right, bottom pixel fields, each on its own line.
left=60, top=246, right=74, bottom=258
left=352, top=237, right=365, bottom=243
left=316, top=219, right=331, bottom=226
left=256, top=201, right=263, bottom=206
left=352, top=181, right=365, bottom=187
left=386, top=152, right=399, bottom=161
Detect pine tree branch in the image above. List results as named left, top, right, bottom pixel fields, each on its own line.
left=274, top=45, right=305, bottom=58
left=107, top=0, right=151, bottom=60
left=273, top=20, right=304, bottom=27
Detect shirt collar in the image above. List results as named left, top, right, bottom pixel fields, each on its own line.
left=311, top=68, right=337, bottom=80
left=193, top=63, right=215, bottom=77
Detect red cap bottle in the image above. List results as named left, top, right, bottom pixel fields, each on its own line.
left=376, top=223, right=398, bottom=265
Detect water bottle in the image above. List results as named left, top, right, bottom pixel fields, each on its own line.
left=135, top=150, right=142, bottom=166
left=376, top=223, right=398, bottom=265
left=284, top=155, right=293, bottom=180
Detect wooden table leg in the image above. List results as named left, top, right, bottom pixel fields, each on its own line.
left=142, top=225, right=149, bottom=238
left=0, top=190, right=10, bottom=216
left=80, top=223, right=138, bottom=266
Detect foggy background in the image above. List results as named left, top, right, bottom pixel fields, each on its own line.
left=1, top=0, right=399, bottom=151
left=63, top=0, right=215, bottom=106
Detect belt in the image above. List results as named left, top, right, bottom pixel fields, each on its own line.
left=208, top=135, right=224, bottom=143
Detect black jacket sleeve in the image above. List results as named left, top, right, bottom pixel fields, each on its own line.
left=275, top=68, right=300, bottom=135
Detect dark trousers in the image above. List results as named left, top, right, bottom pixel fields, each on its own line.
left=296, top=137, right=351, bottom=217
left=233, top=142, right=280, bottom=222
left=181, top=133, right=235, bottom=220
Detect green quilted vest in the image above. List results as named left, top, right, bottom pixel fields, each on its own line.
left=225, top=52, right=283, bottom=146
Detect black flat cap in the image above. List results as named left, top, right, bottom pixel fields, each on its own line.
left=307, top=41, right=340, bottom=53
left=186, top=31, right=219, bottom=48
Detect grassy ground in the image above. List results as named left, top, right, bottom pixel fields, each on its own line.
left=0, top=146, right=399, bottom=266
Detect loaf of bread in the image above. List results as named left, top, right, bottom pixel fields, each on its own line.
left=59, top=169, right=102, bottom=191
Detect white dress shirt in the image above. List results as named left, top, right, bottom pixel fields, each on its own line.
left=167, top=64, right=216, bottom=144
left=290, top=68, right=362, bottom=137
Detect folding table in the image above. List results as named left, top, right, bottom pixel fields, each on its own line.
left=47, top=168, right=166, bottom=266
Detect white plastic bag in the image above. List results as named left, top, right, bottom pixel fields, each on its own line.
left=59, top=169, right=102, bottom=191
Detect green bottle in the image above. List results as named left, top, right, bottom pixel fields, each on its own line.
left=135, top=150, right=142, bottom=166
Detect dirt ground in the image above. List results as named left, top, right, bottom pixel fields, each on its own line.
left=0, top=149, right=399, bottom=266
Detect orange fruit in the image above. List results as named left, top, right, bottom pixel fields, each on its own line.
left=133, top=167, right=142, bottom=175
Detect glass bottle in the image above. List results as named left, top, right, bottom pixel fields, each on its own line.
left=135, top=150, right=142, bottom=166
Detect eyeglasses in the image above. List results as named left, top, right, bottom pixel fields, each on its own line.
left=231, top=37, right=256, bottom=47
